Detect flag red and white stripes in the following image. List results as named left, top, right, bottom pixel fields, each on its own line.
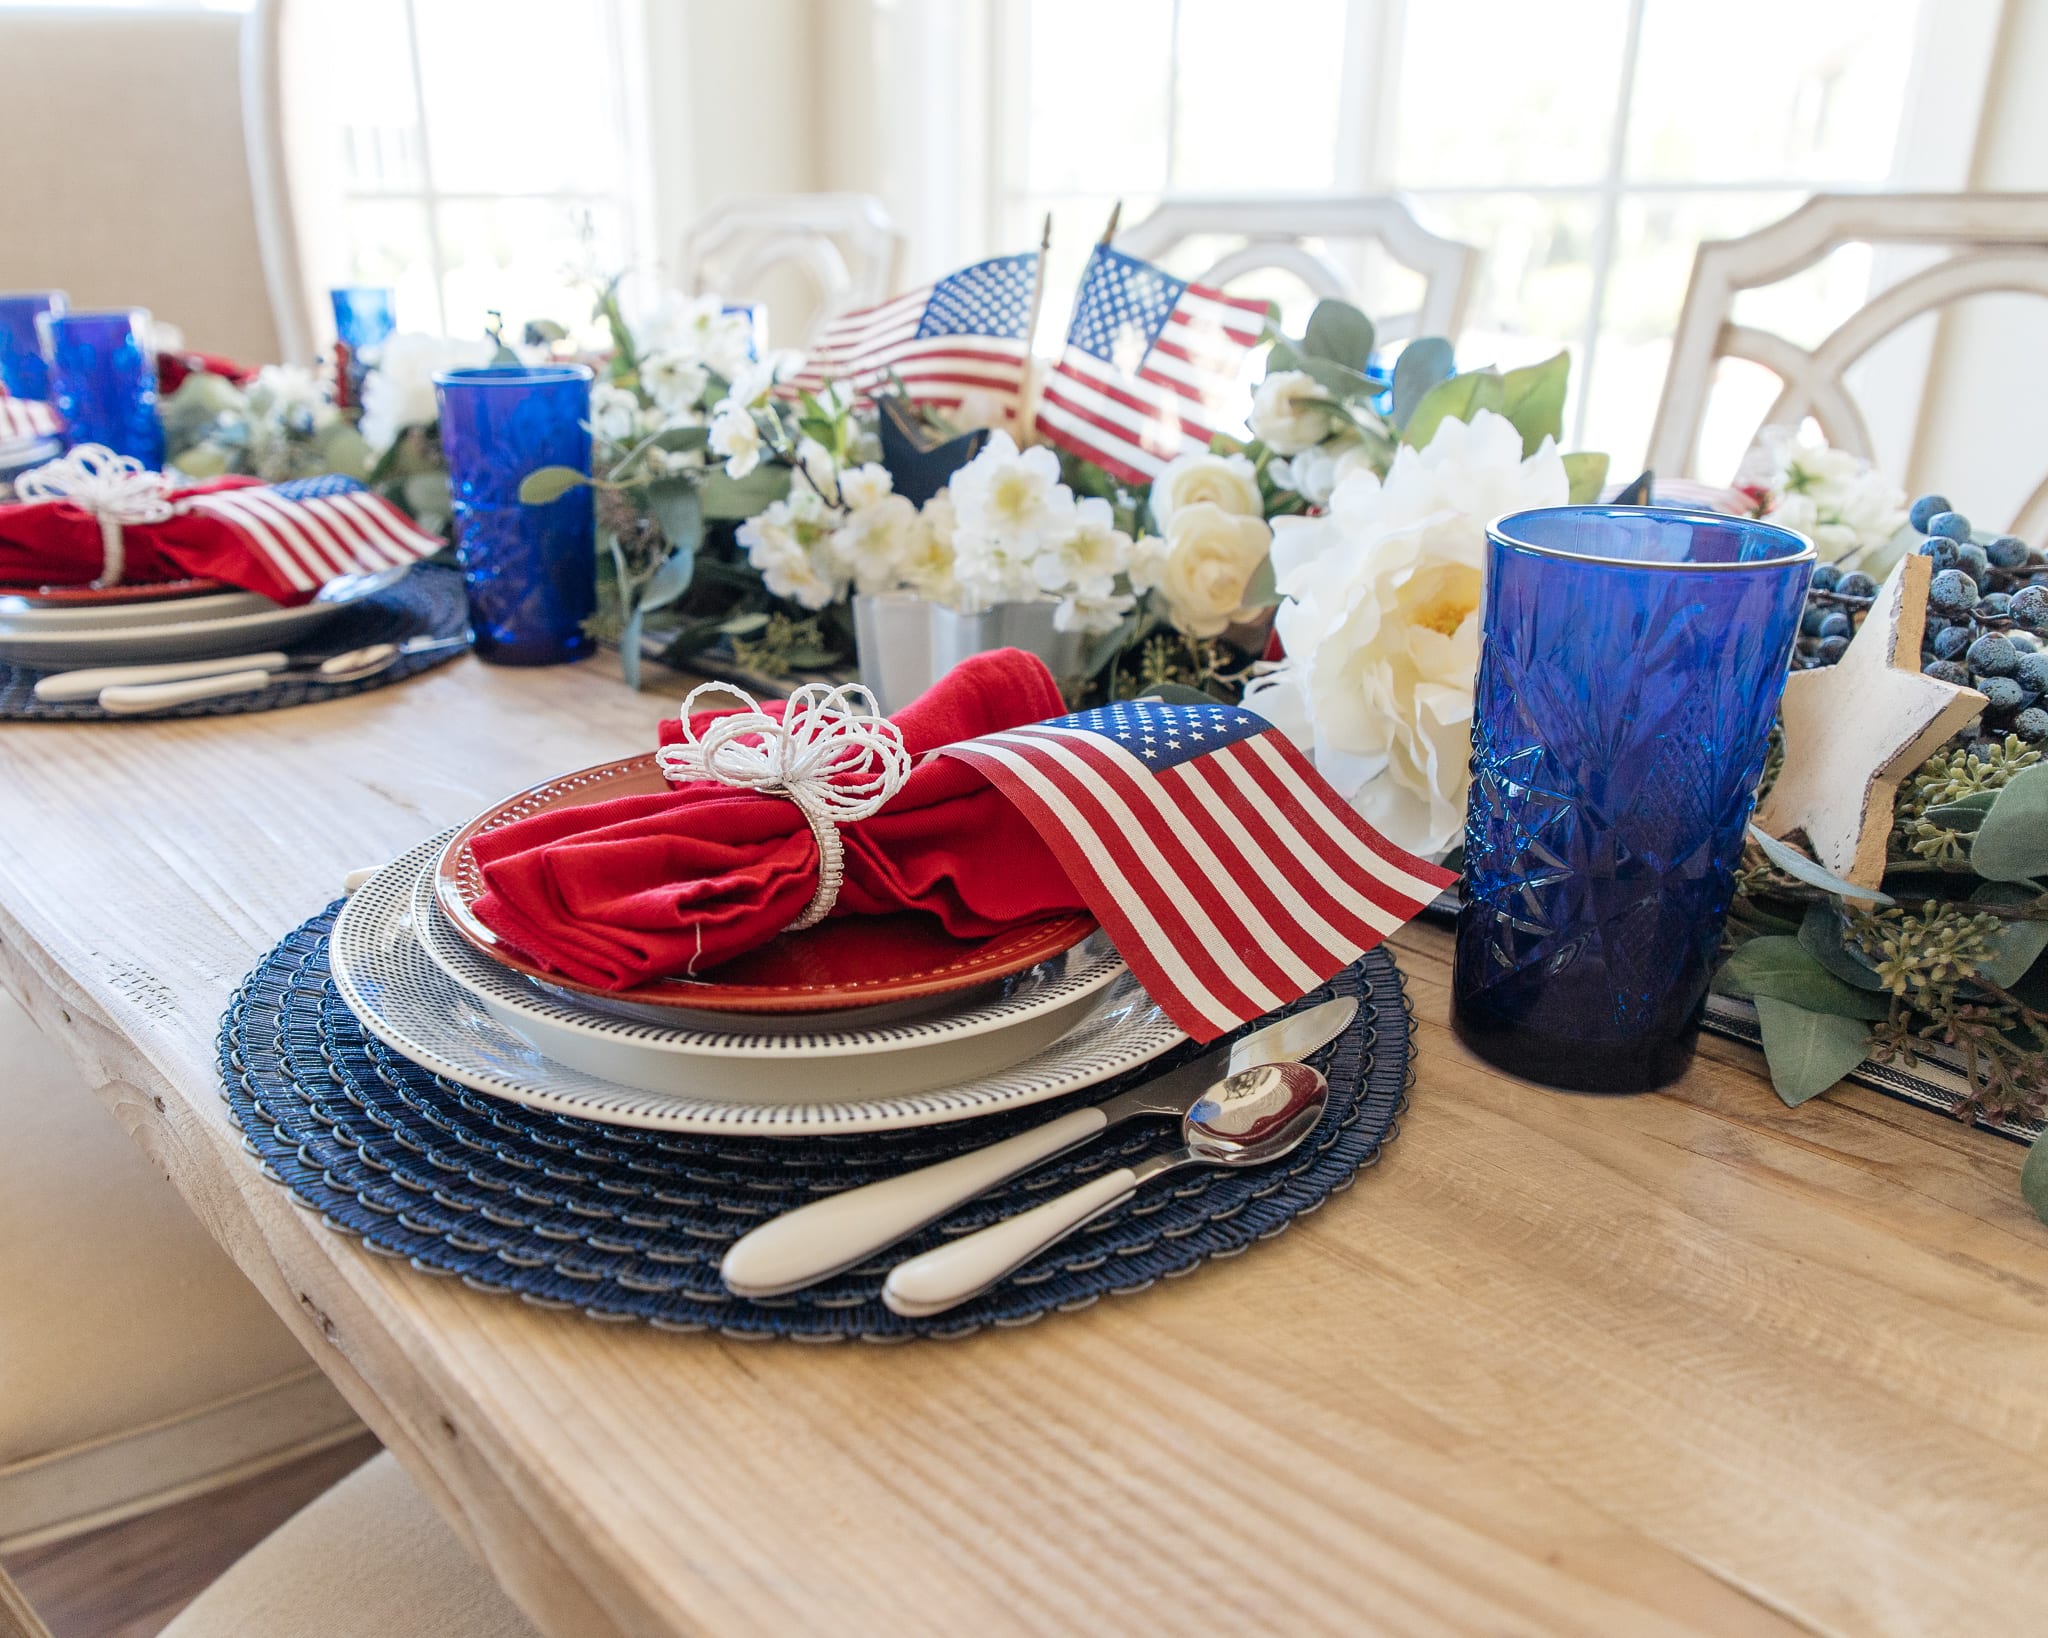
left=0, top=397, right=60, bottom=443
left=940, top=698, right=1454, bottom=1042
left=177, top=474, right=443, bottom=595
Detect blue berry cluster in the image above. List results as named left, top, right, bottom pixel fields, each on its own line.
left=1797, top=493, right=2048, bottom=744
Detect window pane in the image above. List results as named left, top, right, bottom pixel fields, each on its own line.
left=1390, top=1, right=1631, bottom=186
left=1170, top=0, right=1348, bottom=192
left=1627, top=0, right=1920, bottom=182
left=1023, top=0, right=1173, bottom=195
left=307, top=0, right=425, bottom=193
left=341, top=199, right=443, bottom=334
left=411, top=0, right=628, bottom=196
left=435, top=198, right=625, bottom=343
left=1415, top=194, right=1602, bottom=369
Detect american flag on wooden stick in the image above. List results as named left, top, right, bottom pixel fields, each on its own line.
left=177, top=474, right=443, bottom=597
left=939, top=698, right=1455, bottom=1042
left=1035, top=247, right=1271, bottom=487
left=781, top=252, right=1041, bottom=421
left=0, top=396, right=60, bottom=444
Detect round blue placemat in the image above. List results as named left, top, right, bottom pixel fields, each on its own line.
left=1, top=562, right=470, bottom=720
left=218, top=905, right=1413, bottom=1341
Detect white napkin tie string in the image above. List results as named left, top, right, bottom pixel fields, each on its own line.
left=16, top=443, right=174, bottom=588
left=654, top=681, right=911, bottom=932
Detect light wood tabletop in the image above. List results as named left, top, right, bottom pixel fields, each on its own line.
left=2, top=652, right=2044, bottom=1637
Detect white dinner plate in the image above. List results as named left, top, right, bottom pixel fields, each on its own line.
left=0, top=566, right=409, bottom=665
left=0, top=589, right=277, bottom=628
left=328, top=836, right=1185, bottom=1135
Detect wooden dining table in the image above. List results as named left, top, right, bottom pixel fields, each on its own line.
left=1, top=649, right=2044, bottom=1637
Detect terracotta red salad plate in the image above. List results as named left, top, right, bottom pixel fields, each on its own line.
left=433, top=753, right=1098, bottom=1016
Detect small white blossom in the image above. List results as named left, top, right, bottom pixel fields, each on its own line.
left=588, top=382, right=642, bottom=444
left=641, top=351, right=710, bottom=417
left=708, top=404, right=761, bottom=479
left=837, top=462, right=894, bottom=511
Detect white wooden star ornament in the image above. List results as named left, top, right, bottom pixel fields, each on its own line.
left=1753, top=552, right=1987, bottom=889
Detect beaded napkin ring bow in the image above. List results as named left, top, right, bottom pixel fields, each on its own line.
left=655, top=681, right=911, bottom=931
left=15, top=444, right=175, bottom=588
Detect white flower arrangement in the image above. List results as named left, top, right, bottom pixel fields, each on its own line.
left=1244, top=409, right=1569, bottom=859
left=357, top=332, right=495, bottom=453
left=1743, top=426, right=1906, bottom=560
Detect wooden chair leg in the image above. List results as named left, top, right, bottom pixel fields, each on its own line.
left=0, top=1564, right=54, bottom=1638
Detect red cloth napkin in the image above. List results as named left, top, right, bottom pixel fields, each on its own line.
left=0, top=474, right=439, bottom=603
left=468, top=649, right=1088, bottom=989
left=159, top=351, right=258, bottom=392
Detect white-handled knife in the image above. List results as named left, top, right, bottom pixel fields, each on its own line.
left=720, top=994, right=1359, bottom=1298
left=34, top=650, right=295, bottom=701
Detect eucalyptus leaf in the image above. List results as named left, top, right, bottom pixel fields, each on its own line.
left=718, top=610, right=771, bottom=636
left=1721, top=936, right=1891, bottom=1019
left=636, top=544, right=697, bottom=615
left=1563, top=451, right=1611, bottom=504
left=1797, top=903, right=1889, bottom=991
left=1498, top=351, right=1570, bottom=455
left=641, top=477, right=703, bottom=558
left=700, top=462, right=791, bottom=520
left=2023, top=1139, right=2048, bottom=1227
left=1927, top=791, right=1997, bottom=834
left=619, top=607, right=644, bottom=691
left=1297, top=356, right=1377, bottom=402
left=1301, top=300, right=1375, bottom=373
left=313, top=420, right=373, bottom=481
left=1238, top=554, right=1279, bottom=610
left=1969, top=881, right=2048, bottom=987
left=1266, top=339, right=1302, bottom=374
left=651, top=425, right=710, bottom=453
left=1969, top=765, right=2048, bottom=885
left=1141, top=681, right=1232, bottom=706
left=1402, top=371, right=1506, bottom=450
left=1390, top=338, right=1455, bottom=430
left=1748, top=824, right=1894, bottom=905
left=518, top=465, right=592, bottom=506
left=1753, top=996, right=1872, bottom=1106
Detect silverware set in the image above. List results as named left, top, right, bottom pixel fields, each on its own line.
left=33, top=633, right=470, bottom=711
left=721, top=994, right=1357, bottom=1317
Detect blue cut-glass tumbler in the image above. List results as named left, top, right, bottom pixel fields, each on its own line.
left=0, top=290, right=65, bottom=401
left=330, top=285, right=396, bottom=407
left=1453, top=507, right=1814, bottom=1092
left=434, top=364, right=596, bottom=666
left=37, top=307, right=162, bottom=467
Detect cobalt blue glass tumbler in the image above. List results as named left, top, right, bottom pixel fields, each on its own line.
left=1452, top=507, right=1814, bottom=1092
left=0, top=290, right=65, bottom=401
left=330, top=285, right=395, bottom=406
left=434, top=364, right=596, bottom=666
left=37, top=307, right=162, bottom=467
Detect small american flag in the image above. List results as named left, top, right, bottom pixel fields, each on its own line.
left=0, top=397, right=60, bottom=443
left=940, top=698, right=1455, bottom=1042
left=1036, top=248, right=1270, bottom=488
left=177, top=474, right=442, bottom=596
left=782, top=253, right=1039, bottom=418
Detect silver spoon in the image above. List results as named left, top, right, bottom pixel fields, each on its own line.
left=882, top=1060, right=1331, bottom=1318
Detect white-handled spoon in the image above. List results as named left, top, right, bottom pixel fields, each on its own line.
left=720, top=995, right=1357, bottom=1299
left=882, top=1060, right=1330, bottom=1319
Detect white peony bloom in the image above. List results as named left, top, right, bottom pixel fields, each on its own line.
left=1755, top=425, right=1905, bottom=560
left=1055, top=586, right=1135, bottom=634
left=708, top=404, right=762, bottom=479
left=1149, top=450, right=1263, bottom=530
left=1243, top=408, right=1566, bottom=859
left=1154, top=503, right=1274, bottom=637
left=1271, top=436, right=1374, bottom=507
left=358, top=332, right=494, bottom=452
left=1250, top=370, right=1335, bottom=456
left=588, top=382, right=642, bottom=444
left=837, top=462, right=895, bottom=512
left=641, top=351, right=709, bottom=417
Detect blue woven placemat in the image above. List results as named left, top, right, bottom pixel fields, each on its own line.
left=1, top=563, right=470, bottom=720
left=218, top=905, right=1414, bottom=1341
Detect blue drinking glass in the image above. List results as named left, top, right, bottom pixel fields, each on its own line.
left=434, top=364, right=596, bottom=666
left=0, top=290, right=65, bottom=401
left=1453, top=506, right=1814, bottom=1092
left=330, top=285, right=396, bottom=407
left=37, top=307, right=163, bottom=467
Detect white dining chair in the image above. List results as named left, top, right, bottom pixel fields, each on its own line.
left=682, top=193, right=905, bottom=344
left=0, top=3, right=310, bottom=364
left=1647, top=192, right=2048, bottom=541
left=1115, top=195, right=1481, bottom=343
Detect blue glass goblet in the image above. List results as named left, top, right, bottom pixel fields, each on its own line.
left=0, top=290, right=66, bottom=401
left=37, top=307, right=163, bottom=467
left=330, top=285, right=396, bottom=408
left=434, top=364, right=596, bottom=666
left=1453, top=506, right=1814, bottom=1092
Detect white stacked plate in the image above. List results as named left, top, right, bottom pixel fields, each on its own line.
left=329, top=835, right=1187, bottom=1136
left=0, top=565, right=410, bottom=666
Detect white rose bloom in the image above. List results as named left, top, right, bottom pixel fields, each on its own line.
left=838, top=462, right=895, bottom=511
left=1149, top=451, right=1263, bottom=529
left=358, top=332, right=494, bottom=452
left=1055, top=586, right=1135, bottom=635
left=641, top=351, right=709, bottom=417
left=1244, top=408, right=1566, bottom=860
left=1250, top=370, right=1335, bottom=456
left=588, top=382, right=642, bottom=444
left=709, top=405, right=762, bottom=479
left=1155, top=503, right=1274, bottom=638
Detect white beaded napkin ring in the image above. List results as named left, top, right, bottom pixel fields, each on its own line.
left=655, top=681, right=912, bottom=932
left=16, top=443, right=175, bottom=588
